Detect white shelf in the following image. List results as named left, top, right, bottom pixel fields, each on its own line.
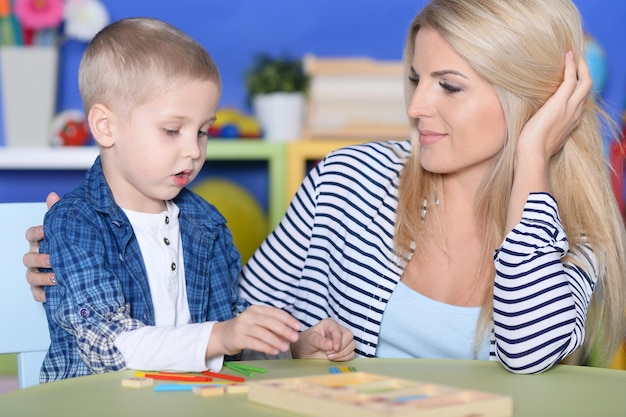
left=0, top=147, right=99, bottom=169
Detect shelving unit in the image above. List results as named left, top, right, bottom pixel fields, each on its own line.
left=0, top=138, right=371, bottom=229
left=285, top=139, right=371, bottom=204
left=0, top=146, right=98, bottom=169
left=204, top=140, right=285, bottom=228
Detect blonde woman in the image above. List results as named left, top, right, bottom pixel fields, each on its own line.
left=25, top=0, right=625, bottom=373
left=241, top=0, right=625, bottom=372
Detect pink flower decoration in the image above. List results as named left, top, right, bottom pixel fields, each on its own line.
left=14, top=0, right=64, bottom=31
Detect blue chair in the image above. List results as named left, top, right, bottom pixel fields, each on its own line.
left=0, top=202, right=50, bottom=388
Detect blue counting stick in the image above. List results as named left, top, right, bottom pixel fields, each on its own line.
left=394, top=394, right=429, bottom=403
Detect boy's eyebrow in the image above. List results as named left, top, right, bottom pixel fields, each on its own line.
left=166, top=115, right=218, bottom=123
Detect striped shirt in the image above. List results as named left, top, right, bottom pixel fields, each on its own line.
left=240, top=140, right=595, bottom=374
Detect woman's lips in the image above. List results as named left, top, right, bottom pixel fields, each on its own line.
left=418, top=130, right=447, bottom=145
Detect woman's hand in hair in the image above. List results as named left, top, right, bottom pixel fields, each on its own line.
left=516, top=50, right=592, bottom=164
left=506, top=51, right=591, bottom=233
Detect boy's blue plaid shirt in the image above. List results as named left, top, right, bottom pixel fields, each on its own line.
left=39, top=157, right=247, bottom=382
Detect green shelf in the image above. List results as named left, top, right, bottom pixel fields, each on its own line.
left=206, top=140, right=286, bottom=230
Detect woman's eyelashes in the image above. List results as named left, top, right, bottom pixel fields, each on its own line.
left=439, top=81, right=462, bottom=93
left=408, top=73, right=463, bottom=94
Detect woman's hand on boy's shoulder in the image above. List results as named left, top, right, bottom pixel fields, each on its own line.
left=23, top=192, right=61, bottom=302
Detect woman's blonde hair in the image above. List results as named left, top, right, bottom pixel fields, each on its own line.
left=396, top=0, right=626, bottom=365
left=79, top=17, right=221, bottom=115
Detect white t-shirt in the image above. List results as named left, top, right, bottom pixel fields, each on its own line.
left=114, top=201, right=222, bottom=372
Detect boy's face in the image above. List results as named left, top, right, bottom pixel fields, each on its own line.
left=103, top=79, right=220, bottom=213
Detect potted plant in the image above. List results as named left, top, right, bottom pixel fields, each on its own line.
left=244, top=52, right=310, bottom=141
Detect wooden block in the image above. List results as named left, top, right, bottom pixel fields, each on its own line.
left=121, top=377, right=154, bottom=388
left=304, top=54, right=402, bottom=76
left=225, top=383, right=249, bottom=394
left=192, top=385, right=225, bottom=397
left=247, top=372, right=513, bottom=417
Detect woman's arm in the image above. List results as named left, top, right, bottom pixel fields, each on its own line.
left=239, top=164, right=320, bottom=315
left=494, top=193, right=594, bottom=373
left=239, top=159, right=356, bottom=361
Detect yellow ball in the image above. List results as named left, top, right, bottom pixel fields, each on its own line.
left=191, top=179, right=268, bottom=264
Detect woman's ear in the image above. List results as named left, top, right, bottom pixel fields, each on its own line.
left=88, top=104, right=115, bottom=148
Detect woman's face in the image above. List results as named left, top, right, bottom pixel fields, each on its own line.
left=408, top=26, right=506, bottom=181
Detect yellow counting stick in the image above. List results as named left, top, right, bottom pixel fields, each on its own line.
left=193, top=385, right=225, bottom=397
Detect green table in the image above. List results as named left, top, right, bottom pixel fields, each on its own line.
left=0, top=358, right=624, bottom=416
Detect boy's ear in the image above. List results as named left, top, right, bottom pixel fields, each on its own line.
left=88, top=104, right=115, bottom=148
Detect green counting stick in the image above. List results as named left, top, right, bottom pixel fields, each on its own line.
left=228, top=363, right=267, bottom=374
left=224, top=362, right=254, bottom=377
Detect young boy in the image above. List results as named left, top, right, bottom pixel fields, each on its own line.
left=39, top=17, right=301, bottom=383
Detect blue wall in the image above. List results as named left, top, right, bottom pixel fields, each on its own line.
left=1, top=0, right=624, bottom=206
left=51, top=0, right=625, bottom=121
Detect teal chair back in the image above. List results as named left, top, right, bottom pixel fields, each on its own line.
left=0, top=202, right=50, bottom=388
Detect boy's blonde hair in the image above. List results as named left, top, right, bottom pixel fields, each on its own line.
left=79, top=17, right=221, bottom=115
left=396, top=0, right=626, bottom=365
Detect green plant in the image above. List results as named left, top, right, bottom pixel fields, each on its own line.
left=244, top=52, right=309, bottom=103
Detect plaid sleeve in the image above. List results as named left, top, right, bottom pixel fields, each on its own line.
left=43, top=203, right=145, bottom=374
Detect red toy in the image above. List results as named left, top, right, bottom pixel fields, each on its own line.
left=49, top=109, right=91, bottom=146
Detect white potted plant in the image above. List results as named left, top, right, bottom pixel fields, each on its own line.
left=245, top=53, right=309, bottom=141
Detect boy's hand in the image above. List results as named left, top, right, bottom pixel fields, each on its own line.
left=23, top=192, right=61, bottom=302
left=208, top=306, right=301, bottom=357
left=291, top=318, right=355, bottom=361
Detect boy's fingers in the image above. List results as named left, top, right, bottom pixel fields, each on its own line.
left=247, top=328, right=291, bottom=353
left=318, top=318, right=349, bottom=351
left=328, top=337, right=356, bottom=361
left=248, top=305, right=301, bottom=330
left=240, top=312, right=300, bottom=348
left=307, top=331, right=333, bottom=351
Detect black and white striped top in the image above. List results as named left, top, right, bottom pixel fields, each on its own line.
left=240, top=140, right=595, bottom=374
